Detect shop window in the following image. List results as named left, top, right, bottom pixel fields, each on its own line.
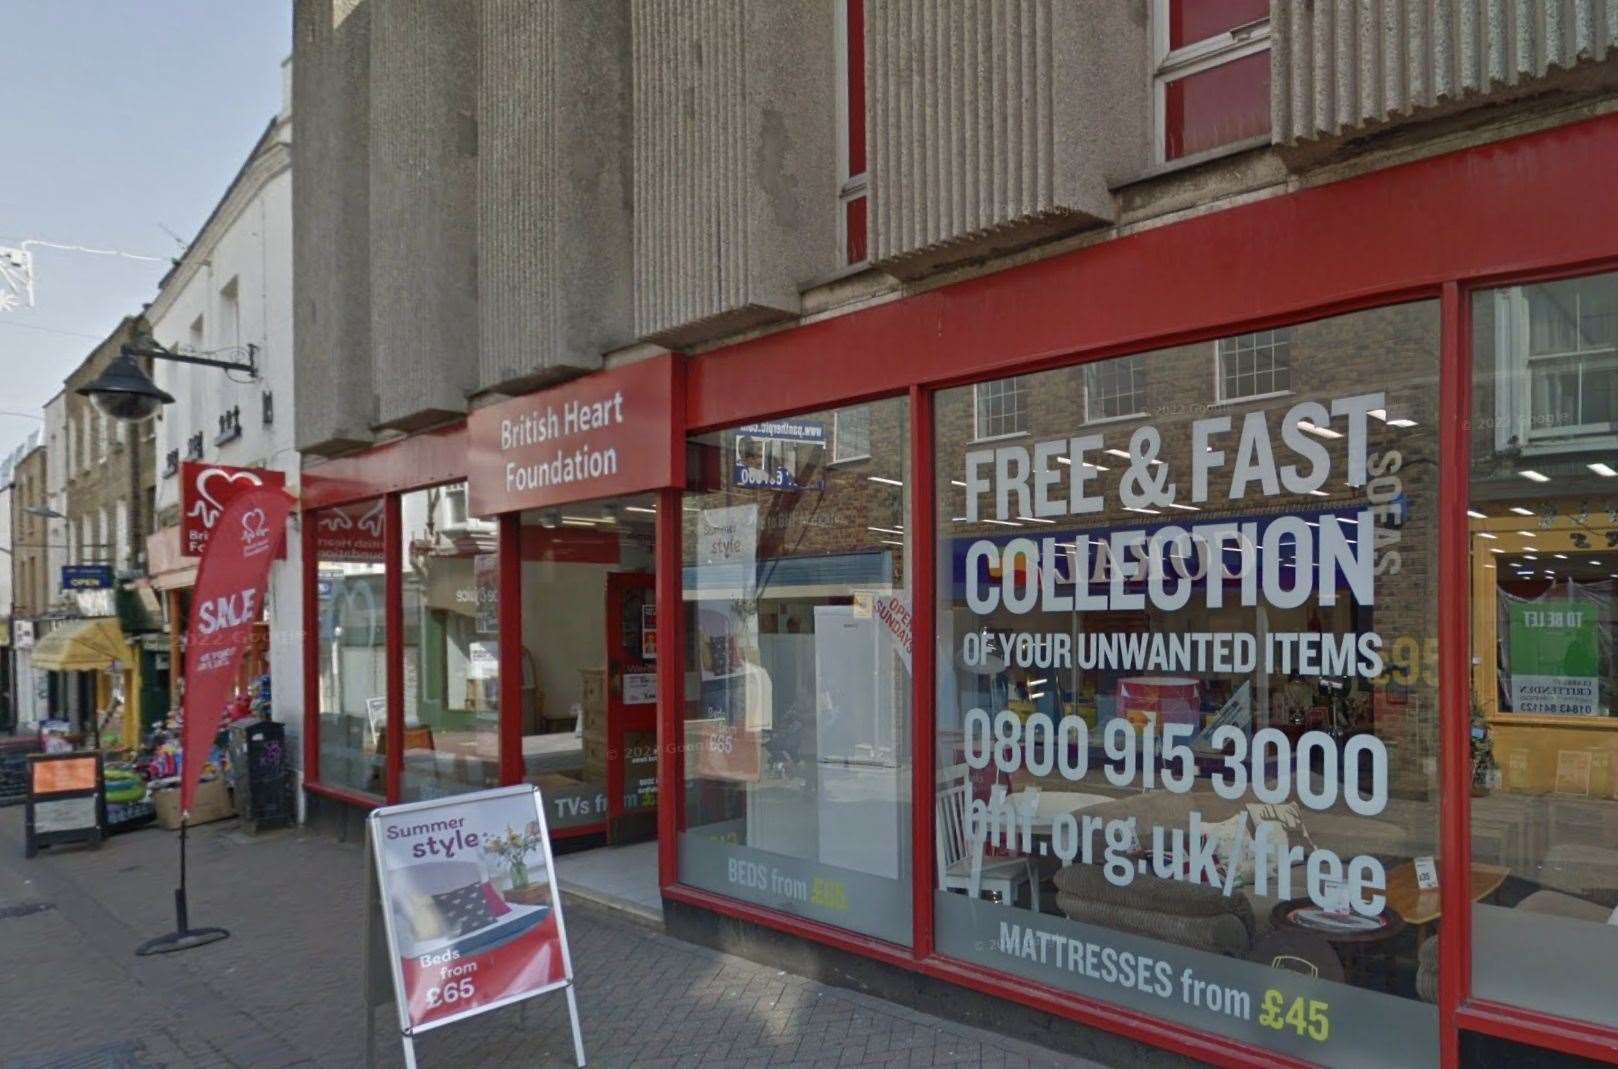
left=313, top=497, right=388, bottom=799
left=975, top=377, right=1029, bottom=440
left=518, top=495, right=659, bottom=836
left=399, top=481, right=500, bottom=802
left=936, top=302, right=1441, bottom=1064
left=1154, top=0, right=1271, bottom=162
left=1084, top=353, right=1147, bottom=422
left=832, top=405, right=871, bottom=463
left=1469, top=267, right=1618, bottom=1028
left=1216, top=328, right=1293, bottom=402
left=682, top=398, right=913, bottom=944
left=837, top=0, right=868, bottom=265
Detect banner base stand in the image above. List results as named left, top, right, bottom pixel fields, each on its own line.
left=135, top=821, right=230, bottom=956
left=135, top=925, right=230, bottom=956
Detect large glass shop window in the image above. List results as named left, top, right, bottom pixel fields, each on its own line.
left=314, top=497, right=388, bottom=798
left=934, top=303, right=1441, bottom=1067
left=1469, top=269, right=1618, bottom=1027
left=399, top=482, right=501, bottom=801
left=680, top=401, right=914, bottom=944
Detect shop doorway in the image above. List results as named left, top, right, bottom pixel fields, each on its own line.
left=516, top=493, right=662, bottom=912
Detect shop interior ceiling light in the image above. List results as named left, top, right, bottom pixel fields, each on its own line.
left=1520, top=469, right=1551, bottom=482
left=1386, top=418, right=1417, bottom=427
left=1478, top=532, right=1498, bottom=539
left=1052, top=456, right=1113, bottom=469
left=1589, top=462, right=1617, bottom=477
left=867, top=475, right=903, bottom=486
left=1467, top=509, right=1487, bottom=519
left=625, top=506, right=657, bottom=515
left=1511, top=506, right=1536, bottom=515
left=1307, top=489, right=1330, bottom=497
left=1296, top=419, right=1342, bottom=439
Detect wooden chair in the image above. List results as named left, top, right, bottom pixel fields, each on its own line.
left=935, top=763, right=1038, bottom=910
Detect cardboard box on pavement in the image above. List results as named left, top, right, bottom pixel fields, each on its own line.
left=152, top=777, right=233, bottom=830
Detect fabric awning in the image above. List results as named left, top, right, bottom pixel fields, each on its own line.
left=30, top=617, right=130, bottom=672
left=146, top=526, right=198, bottom=592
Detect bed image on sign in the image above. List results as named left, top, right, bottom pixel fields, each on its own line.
left=389, top=859, right=551, bottom=960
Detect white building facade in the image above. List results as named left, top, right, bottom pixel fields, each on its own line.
left=147, top=63, right=300, bottom=763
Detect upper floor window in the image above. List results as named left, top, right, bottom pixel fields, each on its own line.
left=1490, top=272, right=1618, bottom=449
left=974, top=377, right=1028, bottom=440
left=1216, top=327, right=1293, bottom=401
left=836, top=0, right=868, bottom=265
left=831, top=405, right=871, bottom=462
left=220, top=276, right=241, bottom=351
left=1084, top=354, right=1147, bottom=422
left=1153, top=0, right=1271, bottom=163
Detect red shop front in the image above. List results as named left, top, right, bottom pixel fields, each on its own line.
left=300, top=354, right=684, bottom=844
left=302, top=115, right=1618, bottom=1068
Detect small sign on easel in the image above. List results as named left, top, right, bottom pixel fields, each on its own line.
left=1413, top=856, right=1439, bottom=890
left=368, top=784, right=586, bottom=1068
left=24, top=752, right=105, bottom=858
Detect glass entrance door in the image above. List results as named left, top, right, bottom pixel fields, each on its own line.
left=606, top=571, right=658, bottom=842
left=517, top=495, right=659, bottom=843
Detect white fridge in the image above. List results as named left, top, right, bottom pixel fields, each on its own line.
left=813, top=605, right=906, bottom=880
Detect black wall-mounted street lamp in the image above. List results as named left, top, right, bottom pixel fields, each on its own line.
left=75, top=337, right=257, bottom=423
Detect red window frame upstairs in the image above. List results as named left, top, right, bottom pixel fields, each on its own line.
left=840, top=0, right=868, bottom=265
left=1153, top=0, right=1271, bottom=164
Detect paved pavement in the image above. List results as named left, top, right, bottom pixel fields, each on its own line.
left=0, top=807, right=1108, bottom=1069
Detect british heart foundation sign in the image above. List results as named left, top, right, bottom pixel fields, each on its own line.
left=466, top=354, right=679, bottom=516
left=181, top=461, right=287, bottom=558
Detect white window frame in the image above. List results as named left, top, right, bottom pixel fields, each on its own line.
left=1150, top=0, right=1272, bottom=167
left=973, top=378, right=1030, bottom=442
left=830, top=406, right=872, bottom=464
left=1083, top=356, right=1148, bottom=425
left=1495, top=282, right=1618, bottom=452
left=835, top=0, right=868, bottom=266
left=1213, top=328, right=1294, bottom=404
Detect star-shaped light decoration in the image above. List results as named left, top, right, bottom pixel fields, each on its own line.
left=0, top=246, right=34, bottom=310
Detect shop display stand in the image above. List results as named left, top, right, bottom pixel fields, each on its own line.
left=135, top=818, right=230, bottom=955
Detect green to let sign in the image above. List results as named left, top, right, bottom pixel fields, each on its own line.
left=1508, top=600, right=1601, bottom=715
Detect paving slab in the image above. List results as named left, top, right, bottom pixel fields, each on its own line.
left=0, top=807, right=1107, bottom=1069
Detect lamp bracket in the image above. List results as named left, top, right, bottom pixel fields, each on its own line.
left=123, top=341, right=257, bottom=377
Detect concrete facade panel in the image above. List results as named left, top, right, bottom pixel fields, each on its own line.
left=631, top=0, right=837, bottom=346
left=866, top=0, right=1140, bottom=278
left=477, top=0, right=633, bottom=394
left=1273, top=0, right=1618, bottom=148
left=293, top=0, right=376, bottom=456
left=369, top=0, right=478, bottom=429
